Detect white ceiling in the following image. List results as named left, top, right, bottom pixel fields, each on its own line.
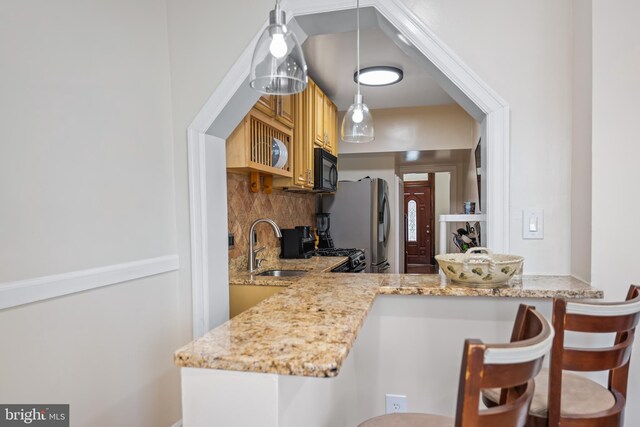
left=302, top=29, right=456, bottom=111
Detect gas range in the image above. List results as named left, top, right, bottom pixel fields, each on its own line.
left=316, top=248, right=366, bottom=273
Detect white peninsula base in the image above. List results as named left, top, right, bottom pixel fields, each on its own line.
left=180, top=295, right=554, bottom=427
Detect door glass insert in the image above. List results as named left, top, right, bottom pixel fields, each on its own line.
left=407, top=200, right=417, bottom=242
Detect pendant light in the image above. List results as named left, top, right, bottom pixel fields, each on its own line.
left=249, top=0, right=308, bottom=95
left=340, top=0, right=374, bottom=143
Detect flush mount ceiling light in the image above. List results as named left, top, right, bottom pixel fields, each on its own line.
left=341, top=0, right=374, bottom=144
left=249, top=0, right=308, bottom=95
left=354, top=66, right=404, bottom=87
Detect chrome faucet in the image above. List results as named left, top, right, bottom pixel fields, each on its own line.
left=248, top=218, right=282, bottom=273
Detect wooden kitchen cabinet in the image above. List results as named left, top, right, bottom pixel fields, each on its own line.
left=270, top=77, right=338, bottom=190
left=278, top=95, right=294, bottom=127
left=229, top=284, right=284, bottom=318
left=290, top=89, right=314, bottom=189
left=254, top=94, right=294, bottom=128
left=273, top=82, right=315, bottom=190
left=332, top=104, right=339, bottom=155
left=310, top=79, right=338, bottom=155
left=323, top=97, right=338, bottom=155
left=255, top=94, right=274, bottom=116
left=226, top=108, right=293, bottom=180
left=312, top=81, right=325, bottom=147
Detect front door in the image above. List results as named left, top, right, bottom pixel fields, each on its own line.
left=404, top=178, right=435, bottom=272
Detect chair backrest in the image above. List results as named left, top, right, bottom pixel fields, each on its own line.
left=454, top=304, right=554, bottom=427
left=547, top=285, right=640, bottom=426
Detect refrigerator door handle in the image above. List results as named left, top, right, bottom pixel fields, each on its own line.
left=376, top=261, right=391, bottom=273
left=383, top=195, right=390, bottom=244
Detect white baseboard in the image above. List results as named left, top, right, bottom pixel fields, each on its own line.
left=0, top=255, right=179, bottom=310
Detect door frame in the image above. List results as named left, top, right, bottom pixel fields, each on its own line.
left=404, top=177, right=436, bottom=266
left=186, top=0, right=510, bottom=338
left=399, top=165, right=459, bottom=215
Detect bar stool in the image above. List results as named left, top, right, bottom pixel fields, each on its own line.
left=358, top=304, right=554, bottom=427
left=483, top=285, right=640, bottom=427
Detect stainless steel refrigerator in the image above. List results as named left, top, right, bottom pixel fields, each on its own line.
left=322, top=178, right=391, bottom=273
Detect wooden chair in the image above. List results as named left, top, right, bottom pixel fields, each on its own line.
left=483, top=285, right=640, bottom=427
left=358, top=304, right=554, bottom=427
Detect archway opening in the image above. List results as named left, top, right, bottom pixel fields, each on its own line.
left=187, top=1, right=509, bottom=337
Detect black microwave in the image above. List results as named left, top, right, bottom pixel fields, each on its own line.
left=314, top=148, right=338, bottom=192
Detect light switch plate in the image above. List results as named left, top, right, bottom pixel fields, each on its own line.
left=522, top=208, right=544, bottom=239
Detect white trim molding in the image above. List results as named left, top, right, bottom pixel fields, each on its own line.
left=188, top=129, right=210, bottom=338
left=186, top=0, right=511, bottom=338
left=0, top=255, right=179, bottom=310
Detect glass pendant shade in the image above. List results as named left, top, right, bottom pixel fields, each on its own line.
left=250, top=7, right=308, bottom=95
left=342, top=0, right=374, bottom=143
left=341, top=94, right=374, bottom=143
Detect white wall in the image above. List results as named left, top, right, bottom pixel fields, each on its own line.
left=0, top=1, right=182, bottom=425
left=434, top=172, right=451, bottom=253
left=592, top=1, right=640, bottom=423
left=338, top=105, right=475, bottom=155
left=570, top=0, right=592, bottom=283
left=401, top=0, right=573, bottom=274
left=165, top=0, right=277, bottom=340
left=462, top=124, right=481, bottom=209
left=339, top=154, right=399, bottom=273
left=591, top=0, right=640, bottom=298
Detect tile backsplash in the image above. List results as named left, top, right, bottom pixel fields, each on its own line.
left=227, top=172, right=315, bottom=272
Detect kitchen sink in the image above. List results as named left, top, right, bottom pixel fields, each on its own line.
left=256, top=270, right=307, bottom=277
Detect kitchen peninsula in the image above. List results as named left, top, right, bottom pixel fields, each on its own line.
left=174, top=262, right=601, bottom=427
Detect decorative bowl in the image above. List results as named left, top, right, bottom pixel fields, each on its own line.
left=435, top=247, right=523, bottom=285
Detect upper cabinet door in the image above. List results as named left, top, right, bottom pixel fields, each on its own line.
left=313, top=82, right=325, bottom=147
left=254, top=94, right=275, bottom=117
left=323, top=97, right=338, bottom=154
left=330, top=102, right=338, bottom=156
left=277, top=95, right=294, bottom=128
left=254, top=94, right=294, bottom=129
left=291, top=92, right=307, bottom=187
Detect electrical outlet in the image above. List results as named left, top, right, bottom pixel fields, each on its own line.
left=385, top=394, right=407, bottom=414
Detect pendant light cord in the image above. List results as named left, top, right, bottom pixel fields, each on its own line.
left=356, top=0, right=361, bottom=97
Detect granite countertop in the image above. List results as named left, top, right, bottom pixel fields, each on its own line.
left=175, top=264, right=602, bottom=377
left=378, top=274, right=602, bottom=298
left=229, top=256, right=348, bottom=286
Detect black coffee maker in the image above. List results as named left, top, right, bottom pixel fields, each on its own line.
left=280, top=226, right=315, bottom=259
left=315, top=213, right=334, bottom=248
